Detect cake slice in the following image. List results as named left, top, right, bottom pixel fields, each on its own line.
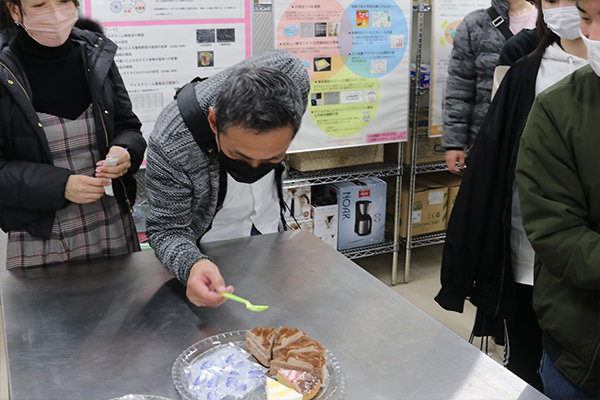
left=266, top=376, right=303, bottom=400
left=272, top=326, right=307, bottom=357
left=270, top=337, right=327, bottom=382
left=246, top=326, right=276, bottom=367
left=276, top=369, right=320, bottom=400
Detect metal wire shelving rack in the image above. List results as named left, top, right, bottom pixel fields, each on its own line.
left=283, top=162, right=402, bottom=189
left=282, top=2, right=439, bottom=286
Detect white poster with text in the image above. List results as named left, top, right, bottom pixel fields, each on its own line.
left=83, top=0, right=252, bottom=143
left=274, top=0, right=412, bottom=152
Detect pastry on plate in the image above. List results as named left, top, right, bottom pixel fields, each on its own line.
left=276, top=369, right=320, bottom=400
left=246, top=326, right=327, bottom=392
left=246, top=326, right=276, bottom=367
left=272, top=326, right=307, bottom=357
left=266, top=376, right=303, bottom=400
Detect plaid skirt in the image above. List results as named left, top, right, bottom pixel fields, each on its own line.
left=6, top=107, right=139, bottom=269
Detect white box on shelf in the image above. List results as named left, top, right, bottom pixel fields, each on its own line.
left=312, top=203, right=338, bottom=249
left=286, top=218, right=313, bottom=233
left=327, top=177, right=387, bottom=250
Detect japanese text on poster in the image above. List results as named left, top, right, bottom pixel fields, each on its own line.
left=83, top=0, right=252, bottom=140
left=274, top=0, right=411, bottom=152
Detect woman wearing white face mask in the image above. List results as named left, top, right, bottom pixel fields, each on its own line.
left=436, top=0, right=587, bottom=392
left=0, top=0, right=146, bottom=268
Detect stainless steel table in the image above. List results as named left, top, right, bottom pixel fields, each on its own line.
left=0, top=231, right=547, bottom=400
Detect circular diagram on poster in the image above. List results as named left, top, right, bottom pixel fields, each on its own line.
left=135, top=1, right=146, bottom=13
left=308, top=66, right=380, bottom=138
left=444, top=20, right=461, bottom=46
left=340, top=0, right=409, bottom=79
left=110, top=1, right=122, bottom=13
left=276, top=0, right=353, bottom=80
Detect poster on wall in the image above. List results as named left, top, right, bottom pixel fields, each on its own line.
left=273, top=0, right=411, bottom=152
left=429, top=0, right=490, bottom=137
left=82, top=0, right=252, bottom=140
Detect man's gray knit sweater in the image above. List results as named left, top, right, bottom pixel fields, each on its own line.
left=145, top=50, right=310, bottom=284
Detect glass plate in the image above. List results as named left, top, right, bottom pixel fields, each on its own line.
left=109, top=395, right=174, bottom=400
left=172, top=330, right=345, bottom=400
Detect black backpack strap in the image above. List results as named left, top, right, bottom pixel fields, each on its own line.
left=176, top=80, right=210, bottom=148
left=275, top=164, right=286, bottom=212
left=176, top=78, right=227, bottom=207
left=487, top=7, right=513, bottom=41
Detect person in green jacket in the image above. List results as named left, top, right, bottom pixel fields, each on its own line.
left=515, top=0, right=600, bottom=397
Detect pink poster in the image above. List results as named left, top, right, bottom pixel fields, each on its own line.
left=82, top=1, right=252, bottom=142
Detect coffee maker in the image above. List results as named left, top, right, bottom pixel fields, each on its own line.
left=354, top=200, right=372, bottom=236
left=287, top=189, right=310, bottom=219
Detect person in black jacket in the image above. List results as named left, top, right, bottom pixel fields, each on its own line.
left=0, top=0, right=146, bottom=268
left=435, top=0, right=586, bottom=392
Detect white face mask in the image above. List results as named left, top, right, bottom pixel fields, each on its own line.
left=543, top=6, right=582, bottom=40
left=580, top=30, right=600, bottom=77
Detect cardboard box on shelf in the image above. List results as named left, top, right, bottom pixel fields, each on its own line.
left=327, top=178, right=387, bottom=250
left=283, top=186, right=311, bottom=224
left=398, top=177, right=447, bottom=238
left=287, top=145, right=384, bottom=172
left=401, top=125, right=446, bottom=164
left=424, top=172, right=463, bottom=225
left=448, top=185, right=460, bottom=222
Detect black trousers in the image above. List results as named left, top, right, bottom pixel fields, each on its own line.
left=505, top=283, right=544, bottom=392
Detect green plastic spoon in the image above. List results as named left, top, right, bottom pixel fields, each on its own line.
left=220, top=292, right=269, bottom=312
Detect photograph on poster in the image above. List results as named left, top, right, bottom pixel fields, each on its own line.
left=196, top=29, right=216, bottom=43
left=314, top=22, right=328, bottom=37
left=373, top=10, right=392, bottom=27
left=370, top=59, right=387, bottom=74
left=217, top=29, right=236, bottom=42
left=391, top=34, right=405, bottom=48
left=341, top=91, right=363, bottom=104
left=356, top=10, right=369, bottom=27
left=328, top=22, right=341, bottom=36
left=301, top=22, right=314, bottom=37
left=324, top=92, right=340, bottom=105
left=311, top=93, right=323, bottom=106
left=365, top=89, right=377, bottom=103
left=314, top=57, right=332, bottom=72
left=198, top=51, right=215, bottom=67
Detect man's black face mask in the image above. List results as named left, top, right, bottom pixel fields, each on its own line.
left=218, top=151, right=279, bottom=184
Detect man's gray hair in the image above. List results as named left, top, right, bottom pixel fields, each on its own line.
left=214, top=65, right=306, bottom=136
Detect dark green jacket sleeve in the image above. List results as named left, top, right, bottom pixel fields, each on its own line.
left=516, top=97, right=600, bottom=290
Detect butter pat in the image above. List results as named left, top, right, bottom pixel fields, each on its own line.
left=266, top=377, right=302, bottom=400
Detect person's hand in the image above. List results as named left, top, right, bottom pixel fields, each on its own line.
left=95, top=146, right=131, bottom=179
left=65, top=175, right=110, bottom=204
left=445, top=150, right=466, bottom=175
left=186, top=259, right=235, bottom=307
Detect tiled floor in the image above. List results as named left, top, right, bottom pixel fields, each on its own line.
left=0, top=239, right=501, bottom=400
left=355, top=244, right=504, bottom=363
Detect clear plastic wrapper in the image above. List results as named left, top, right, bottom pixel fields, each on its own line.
left=184, top=343, right=266, bottom=400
